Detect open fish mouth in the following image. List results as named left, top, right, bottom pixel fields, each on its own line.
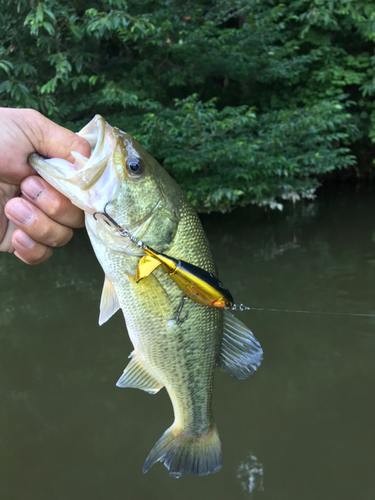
left=29, top=115, right=162, bottom=252
left=28, top=115, right=120, bottom=213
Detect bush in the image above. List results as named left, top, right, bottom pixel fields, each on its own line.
left=1, top=0, right=373, bottom=211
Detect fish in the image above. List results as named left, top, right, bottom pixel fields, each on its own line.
left=28, top=115, right=263, bottom=478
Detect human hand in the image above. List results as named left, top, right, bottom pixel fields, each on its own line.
left=0, top=108, right=91, bottom=264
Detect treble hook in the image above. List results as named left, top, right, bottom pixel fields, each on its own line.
left=93, top=202, right=121, bottom=229
left=93, top=201, right=143, bottom=247
left=174, top=296, right=189, bottom=325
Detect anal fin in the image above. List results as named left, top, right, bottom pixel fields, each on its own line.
left=116, top=352, right=164, bottom=394
left=99, top=275, right=120, bottom=326
left=218, top=310, right=263, bottom=379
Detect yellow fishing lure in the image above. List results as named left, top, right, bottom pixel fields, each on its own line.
left=136, top=247, right=233, bottom=309
left=94, top=204, right=234, bottom=310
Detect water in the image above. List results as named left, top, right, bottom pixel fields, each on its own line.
left=1, top=184, right=375, bottom=500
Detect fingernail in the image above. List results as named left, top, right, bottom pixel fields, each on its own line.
left=22, top=177, right=44, bottom=200
left=7, top=200, right=34, bottom=225
left=14, top=231, right=35, bottom=249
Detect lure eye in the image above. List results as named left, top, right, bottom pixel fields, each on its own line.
left=126, top=158, right=144, bottom=177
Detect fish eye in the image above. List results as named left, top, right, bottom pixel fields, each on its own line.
left=126, top=158, right=144, bottom=177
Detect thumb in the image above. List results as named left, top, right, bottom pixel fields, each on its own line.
left=26, top=110, right=91, bottom=163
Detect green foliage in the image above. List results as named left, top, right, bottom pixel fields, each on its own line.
left=0, top=0, right=373, bottom=211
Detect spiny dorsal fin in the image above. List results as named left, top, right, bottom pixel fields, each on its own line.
left=116, top=352, right=164, bottom=394
left=136, top=255, right=162, bottom=282
left=99, top=275, right=120, bottom=326
left=218, top=311, right=263, bottom=379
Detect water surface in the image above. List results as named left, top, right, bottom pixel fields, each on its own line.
left=1, top=184, right=374, bottom=499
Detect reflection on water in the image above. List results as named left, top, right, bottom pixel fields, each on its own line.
left=1, top=184, right=375, bottom=500
left=237, top=453, right=264, bottom=498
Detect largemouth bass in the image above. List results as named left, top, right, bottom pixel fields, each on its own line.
left=29, top=115, right=263, bottom=478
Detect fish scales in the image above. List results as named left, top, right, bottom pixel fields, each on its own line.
left=87, top=192, right=222, bottom=435
left=28, top=115, right=263, bottom=478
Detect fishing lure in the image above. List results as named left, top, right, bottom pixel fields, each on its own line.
left=94, top=204, right=235, bottom=310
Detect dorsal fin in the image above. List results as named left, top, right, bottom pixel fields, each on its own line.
left=136, top=255, right=162, bottom=282
left=99, top=275, right=120, bottom=325
left=116, top=352, right=164, bottom=394
left=218, top=311, right=263, bottom=379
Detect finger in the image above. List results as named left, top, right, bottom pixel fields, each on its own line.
left=24, top=110, right=91, bottom=163
left=12, top=229, right=53, bottom=265
left=21, top=175, right=84, bottom=228
left=5, top=197, right=74, bottom=248
left=0, top=182, right=20, bottom=249
left=0, top=220, right=16, bottom=253
left=0, top=109, right=91, bottom=184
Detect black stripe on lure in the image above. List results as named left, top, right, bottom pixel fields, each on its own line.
left=93, top=203, right=237, bottom=310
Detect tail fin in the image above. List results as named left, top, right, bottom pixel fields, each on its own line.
left=142, top=422, right=222, bottom=478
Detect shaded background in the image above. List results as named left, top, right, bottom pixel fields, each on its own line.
left=1, top=183, right=375, bottom=499
left=1, top=0, right=375, bottom=211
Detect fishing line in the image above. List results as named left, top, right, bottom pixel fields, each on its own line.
left=246, top=307, right=375, bottom=318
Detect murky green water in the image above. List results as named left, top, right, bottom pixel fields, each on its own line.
left=1, top=184, right=375, bottom=500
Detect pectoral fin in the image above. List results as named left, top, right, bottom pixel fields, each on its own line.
left=116, top=352, right=164, bottom=394
left=99, top=275, right=120, bottom=326
left=218, top=311, right=263, bottom=379
left=136, top=255, right=161, bottom=282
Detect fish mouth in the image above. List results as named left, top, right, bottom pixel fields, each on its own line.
left=29, top=115, right=161, bottom=253
left=28, top=115, right=120, bottom=213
